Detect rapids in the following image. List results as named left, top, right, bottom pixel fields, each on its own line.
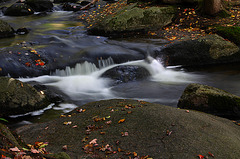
left=1, top=5, right=240, bottom=125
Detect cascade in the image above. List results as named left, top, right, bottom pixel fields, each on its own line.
left=52, top=57, right=115, bottom=76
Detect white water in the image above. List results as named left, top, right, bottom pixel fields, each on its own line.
left=20, top=57, right=199, bottom=102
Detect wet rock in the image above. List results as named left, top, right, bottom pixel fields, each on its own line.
left=0, top=77, right=50, bottom=117
left=25, top=0, right=54, bottom=12
left=53, top=0, right=78, bottom=3
left=178, top=83, right=240, bottom=118
left=88, top=5, right=175, bottom=36
left=0, top=20, right=15, bottom=38
left=0, top=123, right=23, bottom=157
left=17, top=99, right=240, bottom=158
left=16, top=27, right=30, bottom=35
left=4, top=3, right=34, bottom=16
left=156, top=34, right=240, bottom=67
left=101, top=65, right=150, bottom=84
left=62, top=2, right=82, bottom=11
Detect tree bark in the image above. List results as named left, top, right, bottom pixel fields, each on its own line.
left=203, top=0, right=223, bottom=15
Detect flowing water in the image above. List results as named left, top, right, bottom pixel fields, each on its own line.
left=1, top=7, right=240, bottom=125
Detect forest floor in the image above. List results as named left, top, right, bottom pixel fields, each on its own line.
left=79, top=0, right=240, bottom=42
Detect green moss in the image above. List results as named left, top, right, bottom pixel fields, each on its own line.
left=215, top=26, right=240, bottom=45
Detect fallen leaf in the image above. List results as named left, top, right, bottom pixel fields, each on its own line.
left=198, top=155, right=204, bottom=159
left=89, top=139, right=97, bottom=145
left=208, top=152, right=214, bottom=157
left=31, top=148, right=39, bottom=153
left=62, top=145, right=67, bottom=151
left=105, top=120, right=112, bottom=125
left=118, top=119, right=125, bottom=124
left=9, top=147, right=20, bottom=152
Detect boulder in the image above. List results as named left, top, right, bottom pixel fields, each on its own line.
left=101, top=65, right=150, bottom=84
left=88, top=5, right=175, bottom=36
left=17, top=99, right=240, bottom=158
left=156, top=34, right=240, bottom=67
left=0, top=77, right=50, bottom=117
left=178, top=83, right=240, bottom=118
left=0, top=123, right=23, bottom=157
left=0, top=20, right=15, bottom=38
left=4, top=3, right=34, bottom=16
left=25, top=0, right=53, bottom=12
left=0, top=123, right=71, bottom=158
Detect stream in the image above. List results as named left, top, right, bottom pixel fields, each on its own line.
left=1, top=6, right=240, bottom=125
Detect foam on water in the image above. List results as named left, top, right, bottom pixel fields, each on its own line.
left=20, top=57, right=199, bottom=102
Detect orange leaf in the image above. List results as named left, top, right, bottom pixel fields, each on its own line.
left=198, top=155, right=204, bottom=159
left=118, top=119, right=125, bottom=123
left=208, top=152, right=214, bottom=157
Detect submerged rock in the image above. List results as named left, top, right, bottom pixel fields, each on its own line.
left=4, top=3, right=34, bottom=16
left=0, top=77, right=50, bottom=117
left=0, top=20, right=15, bottom=38
left=178, top=83, right=240, bottom=118
left=101, top=65, right=150, bottom=84
left=88, top=5, right=175, bottom=36
left=16, top=99, right=240, bottom=158
left=156, top=34, right=240, bottom=67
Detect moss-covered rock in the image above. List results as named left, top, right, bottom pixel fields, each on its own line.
left=0, top=123, right=23, bottom=157
left=0, top=77, right=50, bottom=117
left=178, top=83, right=240, bottom=118
left=156, top=34, right=240, bottom=67
left=17, top=99, right=240, bottom=158
left=0, top=20, right=15, bottom=38
left=215, top=26, right=240, bottom=45
left=89, top=5, right=175, bottom=36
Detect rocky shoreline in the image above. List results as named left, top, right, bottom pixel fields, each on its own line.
left=1, top=0, right=240, bottom=158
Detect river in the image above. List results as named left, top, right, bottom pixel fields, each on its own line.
left=1, top=6, right=240, bottom=125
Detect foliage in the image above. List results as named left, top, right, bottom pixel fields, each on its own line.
left=215, top=26, right=240, bottom=45
left=0, top=118, right=8, bottom=122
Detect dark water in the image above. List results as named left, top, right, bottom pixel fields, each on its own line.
left=1, top=9, right=240, bottom=126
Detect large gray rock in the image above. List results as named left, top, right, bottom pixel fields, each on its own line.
left=89, top=5, right=175, bottom=35
left=178, top=83, right=240, bottom=118
left=0, top=77, right=50, bottom=117
left=0, top=20, right=15, bottom=38
left=17, top=99, right=240, bottom=158
left=156, top=34, right=240, bottom=67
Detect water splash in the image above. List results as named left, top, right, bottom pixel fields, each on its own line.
left=20, top=56, right=198, bottom=101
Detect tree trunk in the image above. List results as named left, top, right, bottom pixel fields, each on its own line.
left=203, top=0, right=223, bottom=15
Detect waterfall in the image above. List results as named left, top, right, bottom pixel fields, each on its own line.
left=52, top=57, right=115, bottom=76
left=20, top=56, right=197, bottom=102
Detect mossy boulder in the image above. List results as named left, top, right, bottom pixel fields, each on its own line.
left=0, top=77, right=50, bottom=117
left=215, top=26, right=240, bottom=45
left=17, top=99, right=240, bottom=158
left=0, top=20, right=15, bottom=38
left=4, top=3, right=34, bottom=16
left=0, top=123, right=70, bottom=158
left=178, top=83, right=240, bottom=118
left=89, top=5, right=175, bottom=36
left=156, top=34, right=240, bottom=67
